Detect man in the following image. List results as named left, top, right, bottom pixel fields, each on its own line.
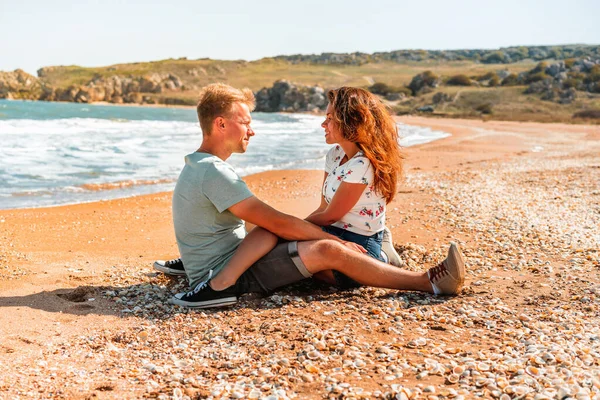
left=159, top=83, right=464, bottom=308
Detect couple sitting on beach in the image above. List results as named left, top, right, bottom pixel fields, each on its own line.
left=153, top=83, right=465, bottom=308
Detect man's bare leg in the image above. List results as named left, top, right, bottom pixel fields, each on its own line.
left=298, top=240, right=434, bottom=292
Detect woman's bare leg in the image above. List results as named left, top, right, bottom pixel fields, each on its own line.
left=210, top=227, right=278, bottom=291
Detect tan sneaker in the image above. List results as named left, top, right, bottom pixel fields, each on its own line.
left=381, top=227, right=404, bottom=267
left=427, top=242, right=465, bottom=295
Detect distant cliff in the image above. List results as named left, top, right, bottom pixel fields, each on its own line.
left=274, top=44, right=600, bottom=65
left=0, top=69, right=45, bottom=100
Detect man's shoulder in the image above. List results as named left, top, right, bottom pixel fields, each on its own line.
left=184, top=153, right=237, bottom=175
left=186, top=152, right=220, bottom=168
left=204, top=158, right=241, bottom=182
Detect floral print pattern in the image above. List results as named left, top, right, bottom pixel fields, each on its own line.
left=323, top=146, right=386, bottom=235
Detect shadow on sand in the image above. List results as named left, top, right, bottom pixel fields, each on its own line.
left=0, top=274, right=454, bottom=319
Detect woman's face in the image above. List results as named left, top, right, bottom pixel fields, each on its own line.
left=321, top=103, right=344, bottom=145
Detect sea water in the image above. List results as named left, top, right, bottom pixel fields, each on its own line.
left=0, top=100, right=450, bottom=209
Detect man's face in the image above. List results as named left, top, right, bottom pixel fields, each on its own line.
left=224, top=102, right=254, bottom=153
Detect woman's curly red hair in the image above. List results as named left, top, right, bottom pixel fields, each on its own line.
left=327, top=87, right=404, bottom=203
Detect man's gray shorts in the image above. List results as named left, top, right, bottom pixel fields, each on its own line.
left=234, top=241, right=312, bottom=294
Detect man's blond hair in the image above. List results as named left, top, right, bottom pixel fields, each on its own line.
left=196, top=83, right=255, bottom=135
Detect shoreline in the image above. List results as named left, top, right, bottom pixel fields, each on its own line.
left=4, top=98, right=599, bottom=124
left=1, top=115, right=595, bottom=212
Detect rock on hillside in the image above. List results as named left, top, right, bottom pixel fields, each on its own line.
left=255, top=80, right=327, bottom=112
left=408, top=71, right=440, bottom=95
left=0, top=69, right=44, bottom=100
left=41, top=73, right=184, bottom=104
left=522, top=57, right=600, bottom=104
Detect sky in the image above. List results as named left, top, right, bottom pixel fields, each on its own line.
left=1, top=0, right=599, bottom=75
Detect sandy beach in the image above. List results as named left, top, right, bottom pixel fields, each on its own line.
left=1, top=117, right=599, bottom=399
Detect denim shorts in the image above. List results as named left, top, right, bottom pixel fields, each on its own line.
left=321, top=225, right=384, bottom=289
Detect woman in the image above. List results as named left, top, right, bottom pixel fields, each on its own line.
left=303, top=86, right=404, bottom=286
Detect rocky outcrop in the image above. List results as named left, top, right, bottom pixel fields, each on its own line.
left=522, top=57, right=600, bottom=104
left=432, top=92, right=453, bottom=104
left=255, top=80, right=327, bottom=112
left=41, top=73, right=184, bottom=104
left=408, top=71, right=440, bottom=95
left=0, top=69, right=44, bottom=99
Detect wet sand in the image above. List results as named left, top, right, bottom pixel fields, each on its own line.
left=0, top=117, right=598, bottom=399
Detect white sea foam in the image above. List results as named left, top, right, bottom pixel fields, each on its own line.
left=0, top=109, right=451, bottom=209
left=398, top=123, right=451, bottom=147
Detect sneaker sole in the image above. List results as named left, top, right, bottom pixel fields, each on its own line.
left=168, top=296, right=238, bottom=309
left=153, top=261, right=187, bottom=277
left=447, top=242, right=465, bottom=292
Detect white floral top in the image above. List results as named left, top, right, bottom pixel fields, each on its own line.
left=323, top=145, right=385, bottom=236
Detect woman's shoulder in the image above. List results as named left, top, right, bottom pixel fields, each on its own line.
left=326, top=145, right=344, bottom=162
left=348, top=151, right=372, bottom=168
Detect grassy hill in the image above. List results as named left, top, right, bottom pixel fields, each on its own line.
left=37, top=58, right=537, bottom=97
left=2, top=45, right=599, bottom=123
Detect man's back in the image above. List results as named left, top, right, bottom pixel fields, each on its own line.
left=172, top=152, right=253, bottom=288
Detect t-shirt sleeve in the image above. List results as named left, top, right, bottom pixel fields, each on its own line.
left=342, top=155, right=373, bottom=185
left=324, top=146, right=341, bottom=174
left=203, top=162, right=253, bottom=213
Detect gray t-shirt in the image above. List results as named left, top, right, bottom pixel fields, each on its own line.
left=172, top=152, right=253, bottom=288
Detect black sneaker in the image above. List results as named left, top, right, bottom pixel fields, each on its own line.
left=153, top=258, right=186, bottom=276
left=169, top=271, right=237, bottom=308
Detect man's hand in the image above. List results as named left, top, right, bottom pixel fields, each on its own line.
left=342, top=241, right=367, bottom=254
left=229, top=196, right=344, bottom=242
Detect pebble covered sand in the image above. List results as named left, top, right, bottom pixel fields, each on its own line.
left=0, top=120, right=598, bottom=399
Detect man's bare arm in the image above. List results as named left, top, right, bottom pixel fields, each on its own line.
left=229, top=196, right=362, bottom=249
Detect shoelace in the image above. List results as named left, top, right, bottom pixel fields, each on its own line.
left=165, top=258, right=182, bottom=267
left=183, top=270, right=213, bottom=297
left=428, top=261, right=448, bottom=283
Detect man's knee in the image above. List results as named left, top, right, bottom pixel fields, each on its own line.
left=297, top=239, right=344, bottom=273
left=313, top=239, right=345, bottom=259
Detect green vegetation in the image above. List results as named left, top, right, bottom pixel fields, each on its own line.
left=573, top=109, right=600, bottom=119
left=274, top=44, right=599, bottom=65
left=475, top=103, right=493, bottom=114
left=501, top=74, right=519, bottom=86
left=525, top=72, right=548, bottom=84
left=446, top=75, right=472, bottom=86
left=368, top=82, right=411, bottom=97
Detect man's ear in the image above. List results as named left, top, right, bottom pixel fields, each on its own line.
left=214, top=117, right=226, bottom=132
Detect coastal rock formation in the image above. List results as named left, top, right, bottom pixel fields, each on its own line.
left=255, top=80, right=327, bottom=112
left=41, top=73, right=184, bottom=104
left=0, top=69, right=44, bottom=100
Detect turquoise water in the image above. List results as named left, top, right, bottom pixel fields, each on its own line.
left=0, top=100, right=450, bottom=209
